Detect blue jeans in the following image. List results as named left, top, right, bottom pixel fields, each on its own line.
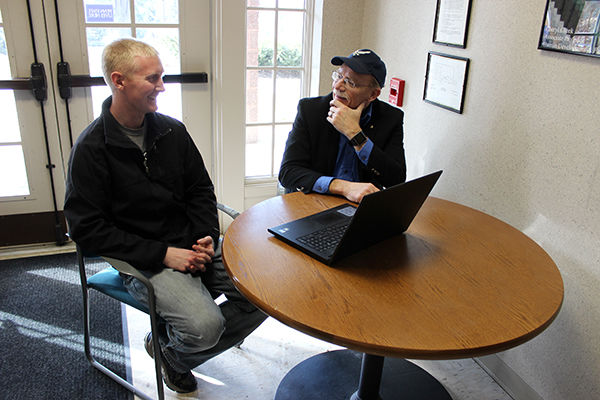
left=122, top=242, right=266, bottom=372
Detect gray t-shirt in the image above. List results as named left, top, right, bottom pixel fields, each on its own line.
left=118, top=120, right=147, bottom=152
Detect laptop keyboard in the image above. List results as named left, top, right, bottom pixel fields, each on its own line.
left=297, top=221, right=350, bottom=253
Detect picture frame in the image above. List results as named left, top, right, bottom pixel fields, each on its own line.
left=538, top=0, right=600, bottom=58
left=423, top=52, right=470, bottom=114
left=432, top=0, right=472, bottom=48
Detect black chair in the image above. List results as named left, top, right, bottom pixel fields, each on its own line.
left=77, top=203, right=240, bottom=400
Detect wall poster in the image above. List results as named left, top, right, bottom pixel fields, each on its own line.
left=538, top=0, right=600, bottom=58
left=423, top=52, right=470, bottom=114
left=432, top=0, right=472, bottom=48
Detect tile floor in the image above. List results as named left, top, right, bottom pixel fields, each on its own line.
left=124, top=306, right=513, bottom=400
left=0, top=243, right=513, bottom=399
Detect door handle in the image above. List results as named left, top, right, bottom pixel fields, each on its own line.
left=0, top=62, right=48, bottom=101
left=31, top=62, right=47, bottom=101
left=55, top=61, right=208, bottom=100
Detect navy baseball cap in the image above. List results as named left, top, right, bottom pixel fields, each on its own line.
left=331, top=49, right=386, bottom=88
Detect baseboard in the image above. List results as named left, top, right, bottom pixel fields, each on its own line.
left=0, top=241, right=76, bottom=260
left=476, top=354, right=544, bottom=400
left=0, top=211, right=68, bottom=246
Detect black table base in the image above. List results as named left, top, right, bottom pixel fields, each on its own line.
left=275, top=350, right=452, bottom=400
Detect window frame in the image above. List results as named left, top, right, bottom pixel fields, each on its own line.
left=244, top=0, right=316, bottom=183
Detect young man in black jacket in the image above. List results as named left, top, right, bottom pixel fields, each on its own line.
left=279, top=49, right=406, bottom=203
left=64, top=38, right=265, bottom=393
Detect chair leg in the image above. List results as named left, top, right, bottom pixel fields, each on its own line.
left=81, top=285, right=161, bottom=399
left=79, top=247, right=166, bottom=399
left=148, top=294, right=165, bottom=400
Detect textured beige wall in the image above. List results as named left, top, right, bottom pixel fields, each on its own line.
left=321, top=0, right=600, bottom=399
left=317, top=0, right=365, bottom=94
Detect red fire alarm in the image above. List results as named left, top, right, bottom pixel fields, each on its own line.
left=388, top=78, right=405, bottom=107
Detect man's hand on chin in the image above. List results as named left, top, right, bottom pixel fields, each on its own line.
left=327, top=100, right=366, bottom=138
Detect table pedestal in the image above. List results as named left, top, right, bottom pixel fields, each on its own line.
left=275, top=350, right=452, bottom=400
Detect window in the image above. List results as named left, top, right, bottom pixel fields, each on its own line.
left=82, top=0, right=182, bottom=120
left=245, top=0, right=311, bottom=179
left=0, top=10, right=29, bottom=198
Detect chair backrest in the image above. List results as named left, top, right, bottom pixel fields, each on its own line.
left=217, top=202, right=240, bottom=234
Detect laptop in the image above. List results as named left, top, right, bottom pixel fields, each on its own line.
left=268, top=170, right=442, bottom=265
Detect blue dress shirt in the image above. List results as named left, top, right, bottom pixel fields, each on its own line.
left=312, top=104, right=374, bottom=193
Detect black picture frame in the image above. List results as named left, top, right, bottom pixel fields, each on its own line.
left=538, top=0, right=600, bottom=58
left=432, top=0, right=473, bottom=48
left=423, top=52, right=470, bottom=114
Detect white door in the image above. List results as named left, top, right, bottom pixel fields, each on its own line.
left=0, top=0, right=212, bottom=247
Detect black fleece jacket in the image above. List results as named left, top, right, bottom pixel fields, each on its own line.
left=64, top=97, right=219, bottom=270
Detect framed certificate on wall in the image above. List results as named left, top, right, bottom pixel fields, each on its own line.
left=538, top=0, right=600, bottom=58
left=432, top=0, right=473, bottom=48
left=423, top=52, right=470, bottom=114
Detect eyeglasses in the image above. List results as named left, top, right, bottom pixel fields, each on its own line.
left=331, top=70, right=366, bottom=89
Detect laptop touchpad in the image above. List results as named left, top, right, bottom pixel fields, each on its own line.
left=336, top=206, right=356, bottom=217
left=313, top=206, right=354, bottom=225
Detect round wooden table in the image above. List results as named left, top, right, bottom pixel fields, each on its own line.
left=222, top=193, right=564, bottom=400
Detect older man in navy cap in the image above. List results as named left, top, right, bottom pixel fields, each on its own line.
left=279, top=49, right=406, bottom=203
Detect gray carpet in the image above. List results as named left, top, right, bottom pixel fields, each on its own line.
left=0, top=252, right=132, bottom=399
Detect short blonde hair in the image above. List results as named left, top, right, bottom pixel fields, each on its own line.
left=102, top=38, right=159, bottom=90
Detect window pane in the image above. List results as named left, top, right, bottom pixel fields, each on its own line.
left=135, top=0, right=178, bottom=23
left=277, top=11, right=303, bottom=67
left=246, top=69, right=273, bottom=123
left=0, top=29, right=23, bottom=143
left=247, top=10, right=275, bottom=67
left=86, top=27, right=132, bottom=76
left=246, top=125, right=273, bottom=177
left=0, top=24, right=28, bottom=196
left=245, top=1, right=308, bottom=179
left=136, top=28, right=180, bottom=74
left=0, top=27, right=11, bottom=79
left=247, top=0, right=276, bottom=7
left=83, top=0, right=131, bottom=24
left=273, top=124, right=291, bottom=175
left=275, top=70, right=301, bottom=122
left=0, top=145, right=29, bottom=197
left=157, top=83, right=182, bottom=121
left=278, top=0, right=305, bottom=9
left=92, top=85, right=111, bottom=119
left=0, top=91, right=21, bottom=142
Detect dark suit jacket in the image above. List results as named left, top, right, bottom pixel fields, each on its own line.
left=278, top=93, right=406, bottom=193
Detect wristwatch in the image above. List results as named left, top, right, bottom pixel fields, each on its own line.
left=349, top=131, right=367, bottom=147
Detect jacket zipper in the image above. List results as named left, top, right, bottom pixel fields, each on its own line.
left=142, top=152, right=150, bottom=175
left=142, top=128, right=172, bottom=176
